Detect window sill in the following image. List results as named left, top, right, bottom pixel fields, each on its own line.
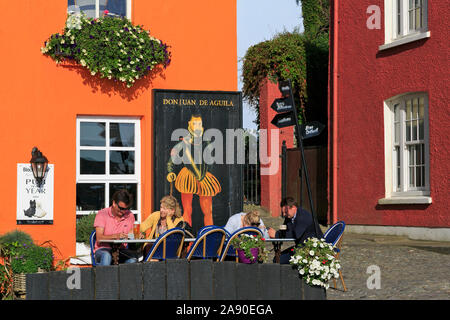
left=379, top=31, right=431, bottom=51
left=378, top=196, right=432, bottom=205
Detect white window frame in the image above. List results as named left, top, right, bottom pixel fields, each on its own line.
left=76, top=116, right=141, bottom=221
left=380, top=0, right=430, bottom=51
left=380, top=92, right=431, bottom=205
left=68, top=0, right=132, bottom=20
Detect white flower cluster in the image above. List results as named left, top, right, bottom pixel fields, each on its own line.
left=66, top=12, right=87, bottom=30
left=289, top=237, right=341, bottom=289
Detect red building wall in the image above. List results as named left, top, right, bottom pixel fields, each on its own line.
left=332, top=1, right=450, bottom=227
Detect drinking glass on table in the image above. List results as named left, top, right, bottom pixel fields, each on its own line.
left=133, top=223, right=140, bottom=239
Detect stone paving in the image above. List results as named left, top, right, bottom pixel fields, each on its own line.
left=325, top=233, right=450, bottom=300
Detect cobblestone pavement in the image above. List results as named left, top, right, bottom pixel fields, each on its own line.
left=324, top=233, right=450, bottom=300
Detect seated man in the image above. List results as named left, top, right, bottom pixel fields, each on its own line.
left=93, top=189, right=138, bottom=265
left=267, top=197, right=323, bottom=264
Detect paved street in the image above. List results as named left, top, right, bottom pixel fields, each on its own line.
left=325, top=232, right=450, bottom=300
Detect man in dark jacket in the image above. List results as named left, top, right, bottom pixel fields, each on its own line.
left=268, top=197, right=323, bottom=264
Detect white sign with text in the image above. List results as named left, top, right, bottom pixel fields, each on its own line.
left=17, top=163, right=54, bottom=224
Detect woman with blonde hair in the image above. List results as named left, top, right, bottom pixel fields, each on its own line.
left=224, top=210, right=269, bottom=239
left=140, top=195, right=193, bottom=257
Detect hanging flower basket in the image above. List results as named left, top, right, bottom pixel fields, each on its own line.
left=41, top=12, right=171, bottom=88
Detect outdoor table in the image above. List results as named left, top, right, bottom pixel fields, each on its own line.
left=99, top=238, right=197, bottom=265
left=264, top=238, right=296, bottom=263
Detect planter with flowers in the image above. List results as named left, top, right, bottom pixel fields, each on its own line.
left=289, top=237, right=341, bottom=292
left=41, top=11, right=171, bottom=88
left=230, top=233, right=268, bottom=264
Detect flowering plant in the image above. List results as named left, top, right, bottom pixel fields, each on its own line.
left=289, top=237, right=341, bottom=289
left=41, top=12, right=171, bottom=88
left=230, top=233, right=268, bottom=263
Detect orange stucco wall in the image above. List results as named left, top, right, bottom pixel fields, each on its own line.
left=0, top=0, right=237, bottom=261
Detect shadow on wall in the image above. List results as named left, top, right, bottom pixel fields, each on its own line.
left=53, top=60, right=167, bottom=101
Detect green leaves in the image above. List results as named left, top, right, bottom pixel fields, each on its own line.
left=41, top=13, right=171, bottom=88
left=242, top=31, right=307, bottom=127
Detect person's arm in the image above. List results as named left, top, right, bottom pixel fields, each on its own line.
left=95, top=227, right=127, bottom=241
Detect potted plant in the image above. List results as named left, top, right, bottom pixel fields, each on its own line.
left=289, top=237, right=341, bottom=289
left=230, top=233, right=268, bottom=264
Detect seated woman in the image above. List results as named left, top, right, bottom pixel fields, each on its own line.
left=140, top=195, right=193, bottom=258
left=224, top=210, right=270, bottom=239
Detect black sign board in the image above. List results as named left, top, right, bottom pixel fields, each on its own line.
left=271, top=97, right=294, bottom=113
left=300, top=121, right=325, bottom=140
left=153, top=89, right=243, bottom=235
left=271, top=111, right=296, bottom=128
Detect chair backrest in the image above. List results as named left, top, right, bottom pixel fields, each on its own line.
left=324, top=221, right=346, bottom=246
left=89, top=230, right=96, bottom=267
left=144, top=228, right=185, bottom=262
left=186, top=227, right=227, bottom=261
left=219, top=227, right=263, bottom=262
left=197, top=225, right=216, bottom=237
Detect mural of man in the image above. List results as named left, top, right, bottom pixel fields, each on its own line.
left=167, top=115, right=221, bottom=227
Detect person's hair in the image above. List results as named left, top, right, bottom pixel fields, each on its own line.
left=160, top=195, right=182, bottom=218
left=112, top=189, right=133, bottom=207
left=243, top=210, right=261, bottom=227
left=280, top=197, right=297, bottom=208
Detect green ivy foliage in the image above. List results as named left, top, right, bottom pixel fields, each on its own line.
left=298, top=0, right=330, bottom=35
left=41, top=13, right=171, bottom=88
left=241, top=31, right=307, bottom=126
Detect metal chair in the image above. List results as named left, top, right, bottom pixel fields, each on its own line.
left=186, top=227, right=227, bottom=261
left=89, top=230, right=96, bottom=267
left=324, top=221, right=347, bottom=291
left=219, top=227, right=263, bottom=262
left=144, top=228, right=185, bottom=262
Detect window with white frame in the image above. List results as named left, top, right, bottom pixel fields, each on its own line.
left=76, top=117, right=141, bottom=221
left=382, top=93, right=430, bottom=203
left=68, top=0, right=132, bottom=20
left=382, top=0, right=429, bottom=49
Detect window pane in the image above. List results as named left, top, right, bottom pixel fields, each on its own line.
left=412, top=99, right=418, bottom=140
left=76, top=183, right=105, bottom=211
left=110, top=151, right=135, bottom=174
left=80, top=122, right=106, bottom=146
left=409, top=166, right=415, bottom=187
left=110, top=183, right=137, bottom=210
left=416, top=167, right=422, bottom=186
left=419, top=98, right=424, bottom=139
left=69, top=0, right=96, bottom=18
left=106, top=0, right=127, bottom=17
left=110, top=123, right=135, bottom=147
left=80, top=150, right=106, bottom=174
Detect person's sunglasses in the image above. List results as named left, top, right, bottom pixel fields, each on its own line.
left=117, top=204, right=129, bottom=211
left=251, top=222, right=260, bottom=227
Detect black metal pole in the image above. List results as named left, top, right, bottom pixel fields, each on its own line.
left=287, top=80, right=322, bottom=238
left=281, top=140, right=287, bottom=201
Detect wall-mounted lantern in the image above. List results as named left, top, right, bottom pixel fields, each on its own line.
left=30, top=147, right=48, bottom=186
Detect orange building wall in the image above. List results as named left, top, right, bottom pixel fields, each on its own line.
left=0, top=0, right=237, bottom=261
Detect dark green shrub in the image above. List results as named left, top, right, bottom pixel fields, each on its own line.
left=10, top=244, right=53, bottom=274
left=0, top=230, right=33, bottom=246
left=76, top=213, right=97, bottom=245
